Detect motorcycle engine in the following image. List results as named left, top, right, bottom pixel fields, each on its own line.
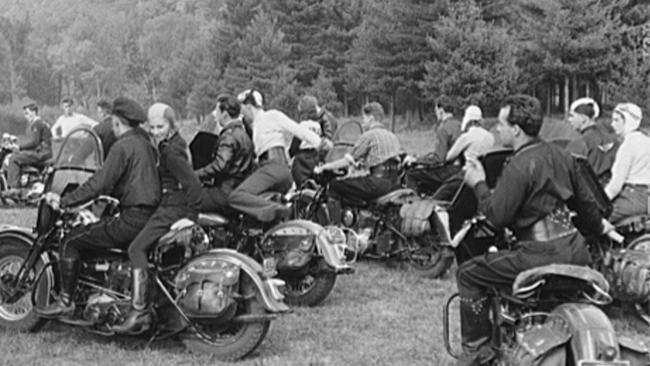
left=81, top=259, right=132, bottom=325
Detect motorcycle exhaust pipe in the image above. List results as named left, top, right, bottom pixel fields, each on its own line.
left=443, top=292, right=460, bottom=360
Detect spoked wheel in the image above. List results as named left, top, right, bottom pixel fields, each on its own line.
left=181, top=275, right=271, bottom=361
left=282, top=270, right=337, bottom=307
left=0, top=239, right=50, bottom=331
left=403, top=231, right=454, bottom=279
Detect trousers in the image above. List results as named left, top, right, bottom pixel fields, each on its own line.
left=7, top=151, right=49, bottom=188
left=62, top=207, right=154, bottom=261
left=228, top=160, right=292, bottom=222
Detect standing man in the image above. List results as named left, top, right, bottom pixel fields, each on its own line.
left=51, top=97, right=98, bottom=140
left=456, top=94, right=611, bottom=365
left=289, top=95, right=338, bottom=187
left=94, top=99, right=117, bottom=157
left=38, top=97, right=160, bottom=319
left=565, top=98, right=619, bottom=184
left=195, top=94, right=255, bottom=213
left=4, top=103, right=53, bottom=196
left=314, top=102, right=402, bottom=223
left=405, top=95, right=462, bottom=194
left=228, top=89, right=328, bottom=222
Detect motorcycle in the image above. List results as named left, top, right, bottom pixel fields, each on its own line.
left=197, top=194, right=354, bottom=308
left=189, top=132, right=355, bottom=308
left=0, top=128, right=289, bottom=360
left=0, top=133, right=48, bottom=206
left=443, top=225, right=650, bottom=365
left=290, top=169, right=454, bottom=278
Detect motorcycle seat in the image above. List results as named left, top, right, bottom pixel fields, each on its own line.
left=373, top=188, right=418, bottom=206
left=197, top=212, right=229, bottom=227
left=512, top=264, right=610, bottom=300
left=21, top=165, right=43, bottom=174
left=614, top=214, right=650, bottom=232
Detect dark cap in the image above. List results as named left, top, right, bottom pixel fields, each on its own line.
left=112, top=97, right=146, bottom=127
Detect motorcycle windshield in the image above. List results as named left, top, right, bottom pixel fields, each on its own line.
left=326, top=120, right=363, bottom=163
left=53, top=128, right=104, bottom=170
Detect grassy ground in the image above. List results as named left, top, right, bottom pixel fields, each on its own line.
left=0, top=125, right=647, bottom=365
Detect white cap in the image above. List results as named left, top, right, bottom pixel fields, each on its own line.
left=614, top=103, right=643, bottom=131
left=237, top=89, right=264, bottom=108
left=569, top=97, right=600, bottom=119
left=461, top=105, right=482, bottom=131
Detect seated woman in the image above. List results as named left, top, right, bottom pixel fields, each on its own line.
left=432, top=105, right=494, bottom=201
left=604, top=103, right=650, bottom=223
left=110, top=103, right=202, bottom=333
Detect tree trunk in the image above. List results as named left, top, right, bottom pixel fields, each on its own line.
left=571, top=74, right=578, bottom=102
left=343, top=93, right=349, bottom=117
left=7, top=51, right=17, bottom=104
left=546, top=82, right=552, bottom=116
left=563, top=76, right=570, bottom=114
left=390, top=90, right=396, bottom=132
left=586, top=82, right=591, bottom=98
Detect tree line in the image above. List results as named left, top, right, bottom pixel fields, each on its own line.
left=0, top=0, right=649, bottom=129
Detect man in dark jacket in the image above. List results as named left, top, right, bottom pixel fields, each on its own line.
left=289, top=95, right=338, bottom=187
left=195, top=94, right=255, bottom=212
left=38, top=97, right=160, bottom=320
left=456, top=94, right=611, bottom=365
left=405, top=95, right=462, bottom=194
left=5, top=103, right=52, bottom=194
left=94, top=99, right=117, bottom=157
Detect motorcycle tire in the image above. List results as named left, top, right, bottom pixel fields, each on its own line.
left=282, top=270, right=337, bottom=307
left=0, top=238, right=50, bottom=332
left=403, top=232, right=454, bottom=279
left=181, top=274, right=271, bottom=361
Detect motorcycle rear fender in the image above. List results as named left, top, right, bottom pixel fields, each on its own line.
left=263, top=219, right=353, bottom=273
left=551, top=303, right=621, bottom=363
left=203, top=249, right=290, bottom=313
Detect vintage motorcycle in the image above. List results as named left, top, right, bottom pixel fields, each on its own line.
left=0, top=133, right=48, bottom=206
left=439, top=151, right=650, bottom=364
left=0, top=128, right=289, bottom=361
left=290, top=169, right=454, bottom=278
left=190, top=132, right=354, bottom=308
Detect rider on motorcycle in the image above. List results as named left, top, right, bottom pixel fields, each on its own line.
left=604, top=103, right=650, bottom=223
left=110, top=103, right=202, bottom=333
left=195, top=94, right=255, bottom=213
left=38, top=97, right=161, bottom=320
left=566, top=98, right=618, bottom=185
left=289, top=95, right=338, bottom=187
left=4, top=103, right=53, bottom=197
left=404, top=95, right=461, bottom=194
left=228, top=89, right=330, bottom=222
left=313, top=102, right=402, bottom=224
left=457, top=94, right=612, bottom=365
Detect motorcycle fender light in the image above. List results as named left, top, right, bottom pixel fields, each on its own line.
left=298, top=236, right=315, bottom=251
left=265, top=278, right=286, bottom=301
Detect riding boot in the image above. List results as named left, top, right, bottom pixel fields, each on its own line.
left=37, top=258, right=79, bottom=318
left=457, top=296, right=495, bottom=366
left=110, top=268, right=151, bottom=334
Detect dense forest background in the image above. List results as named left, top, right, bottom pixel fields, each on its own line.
left=1, top=0, right=649, bottom=131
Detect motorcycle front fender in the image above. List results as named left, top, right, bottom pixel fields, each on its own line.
left=551, top=303, right=622, bottom=363
left=204, top=249, right=290, bottom=313
left=0, top=225, right=54, bottom=308
left=263, top=219, right=353, bottom=273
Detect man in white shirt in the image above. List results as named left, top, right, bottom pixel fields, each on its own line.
left=604, top=103, right=650, bottom=223
left=446, top=105, right=495, bottom=162
left=228, top=89, right=330, bottom=222
left=51, top=98, right=98, bottom=140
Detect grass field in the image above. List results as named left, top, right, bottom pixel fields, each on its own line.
left=0, top=124, right=647, bottom=366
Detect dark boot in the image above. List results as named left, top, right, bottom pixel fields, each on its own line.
left=110, top=268, right=151, bottom=334
left=458, top=296, right=495, bottom=366
left=37, top=258, right=79, bottom=318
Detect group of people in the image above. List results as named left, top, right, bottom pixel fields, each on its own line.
left=5, top=87, right=650, bottom=361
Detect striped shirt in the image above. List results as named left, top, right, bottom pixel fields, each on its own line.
left=347, top=122, right=401, bottom=168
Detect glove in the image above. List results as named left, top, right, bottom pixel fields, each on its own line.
left=44, top=192, right=61, bottom=211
